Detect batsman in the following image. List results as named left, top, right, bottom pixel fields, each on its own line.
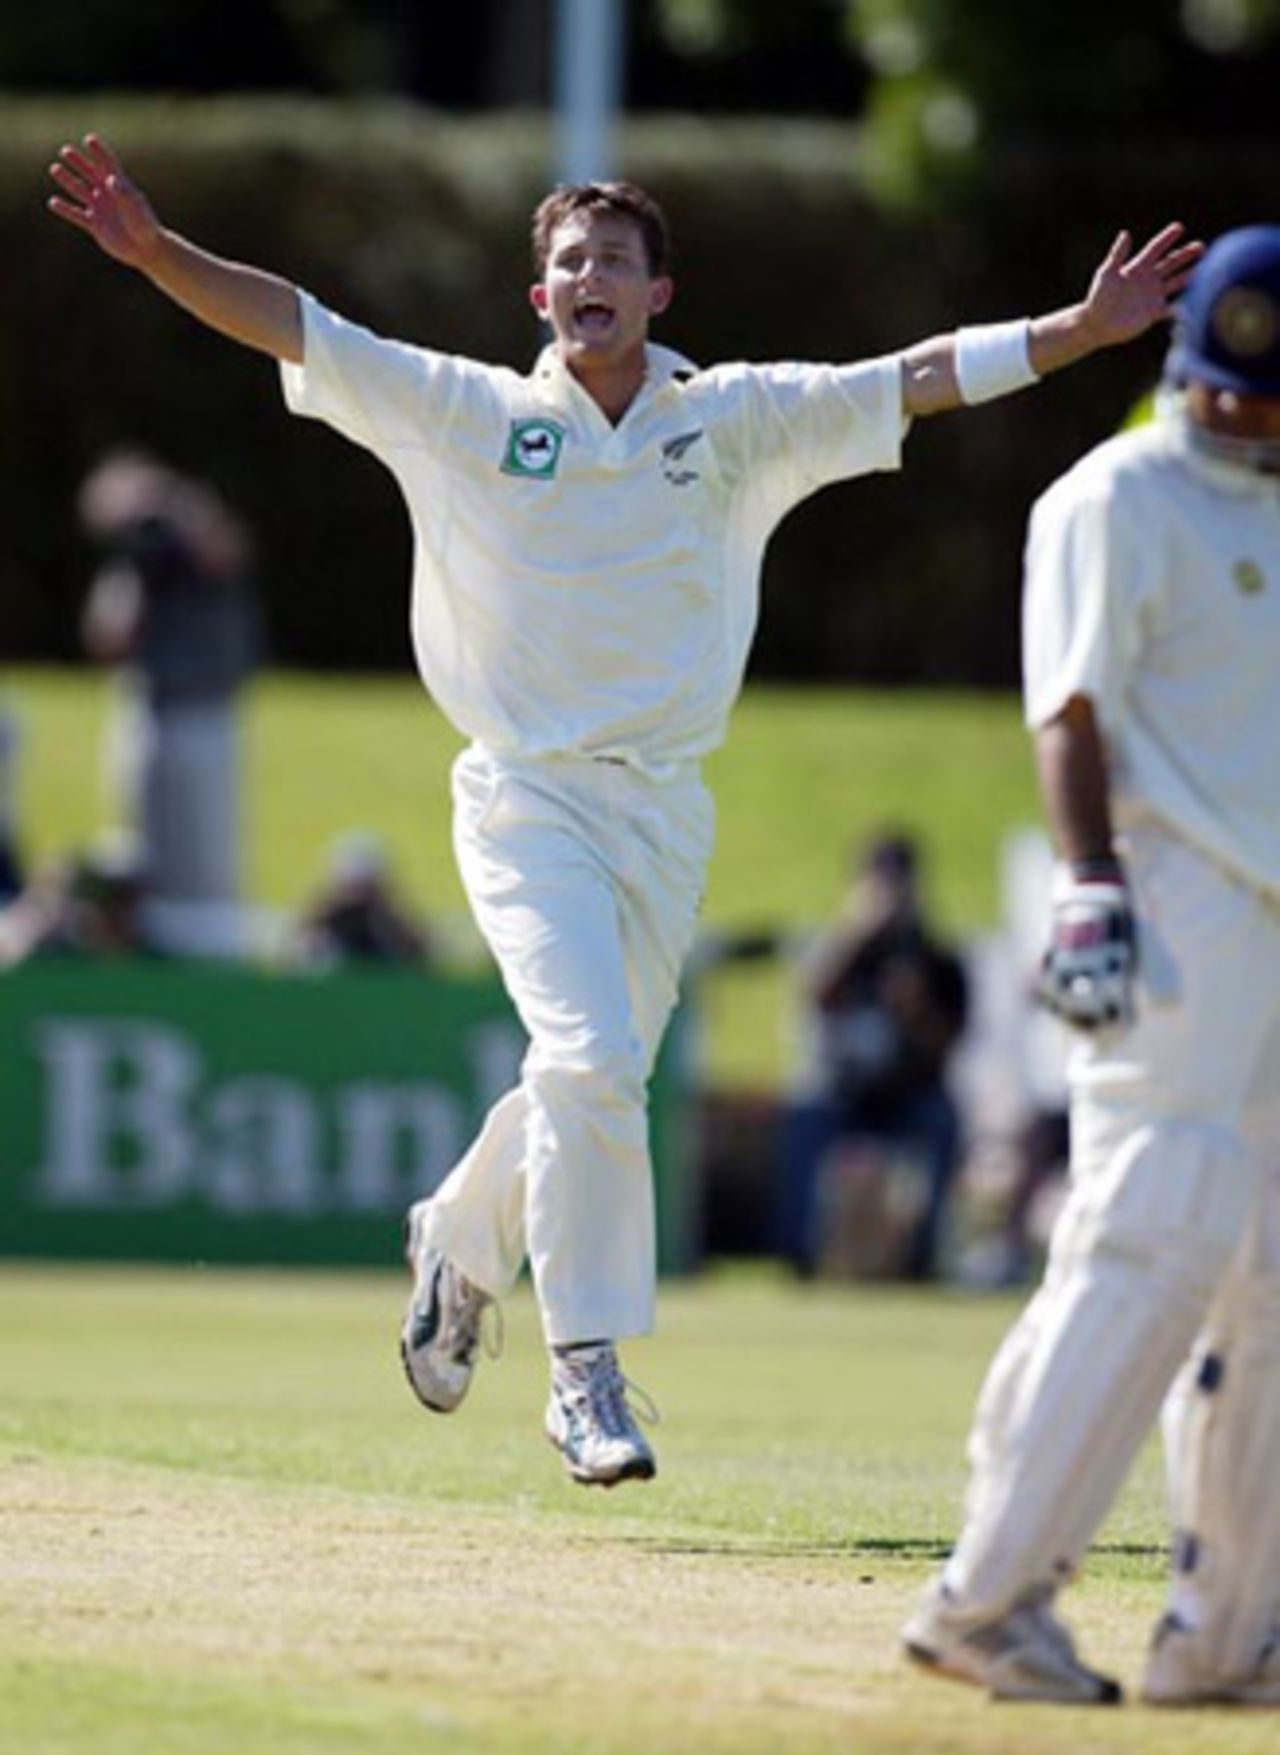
left=904, top=227, right=1280, bottom=1706
left=50, top=132, right=1197, bottom=1491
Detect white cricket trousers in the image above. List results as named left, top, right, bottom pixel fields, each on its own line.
left=418, top=745, right=715, bottom=1347
left=942, top=820, right=1280, bottom=1669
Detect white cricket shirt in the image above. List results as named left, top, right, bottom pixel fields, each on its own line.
left=281, top=295, right=905, bottom=774
left=1023, top=413, right=1280, bottom=896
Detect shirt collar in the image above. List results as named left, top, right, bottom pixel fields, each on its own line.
left=531, top=341, right=699, bottom=402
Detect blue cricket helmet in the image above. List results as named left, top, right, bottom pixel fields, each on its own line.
left=1167, top=225, right=1280, bottom=397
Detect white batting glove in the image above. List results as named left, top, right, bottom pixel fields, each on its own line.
left=1039, top=860, right=1137, bottom=1032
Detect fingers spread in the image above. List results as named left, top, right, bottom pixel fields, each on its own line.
left=1130, top=221, right=1188, bottom=268
left=47, top=196, right=96, bottom=234
left=1160, top=241, right=1205, bottom=278
left=84, top=134, right=121, bottom=175
left=50, top=162, right=92, bottom=204
left=59, top=143, right=98, bottom=184
left=1103, top=229, right=1132, bottom=269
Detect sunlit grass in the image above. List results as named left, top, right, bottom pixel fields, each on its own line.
left=0, top=1264, right=1220, bottom=1755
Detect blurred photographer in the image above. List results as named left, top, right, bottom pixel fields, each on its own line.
left=787, top=832, right=968, bottom=1280
left=79, top=449, right=262, bottom=955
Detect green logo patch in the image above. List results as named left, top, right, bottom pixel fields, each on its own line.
left=501, top=418, right=565, bottom=479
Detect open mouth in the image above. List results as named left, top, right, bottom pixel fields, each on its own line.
left=573, top=299, right=616, bottom=336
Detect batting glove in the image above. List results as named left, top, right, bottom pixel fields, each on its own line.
left=1039, top=859, right=1136, bottom=1032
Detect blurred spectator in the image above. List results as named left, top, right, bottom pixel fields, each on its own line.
left=0, top=834, right=155, bottom=965
left=289, top=832, right=432, bottom=969
left=964, top=827, right=1072, bottom=1286
left=780, top=831, right=969, bottom=1280
left=78, top=450, right=263, bottom=955
left=937, top=827, right=1075, bottom=1289
left=0, top=702, right=25, bottom=903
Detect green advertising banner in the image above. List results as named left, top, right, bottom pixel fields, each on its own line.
left=0, top=963, right=698, bottom=1271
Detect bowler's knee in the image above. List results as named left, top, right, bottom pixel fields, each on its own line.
left=526, top=1041, right=648, bottom=1115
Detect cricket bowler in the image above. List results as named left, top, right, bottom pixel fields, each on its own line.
left=50, top=133, right=1199, bottom=1489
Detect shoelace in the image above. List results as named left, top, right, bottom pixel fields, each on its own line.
left=441, top=1268, right=504, bottom=1365
left=555, top=1348, right=659, bottom=1435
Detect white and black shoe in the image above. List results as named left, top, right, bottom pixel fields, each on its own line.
left=400, top=1201, right=499, bottom=1414
left=545, top=1342, right=657, bottom=1488
left=902, top=1580, right=1122, bottom=1705
left=1143, top=1612, right=1280, bottom=1706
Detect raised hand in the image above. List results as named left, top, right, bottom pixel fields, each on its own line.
left=48, top=130, right=302, bottom=360
left=48, top=135, right=162, bottom=268
left=1080, top=224, right=1205, bottom=347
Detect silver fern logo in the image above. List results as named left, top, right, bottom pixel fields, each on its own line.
left=660, top=429, right=704, bottom=486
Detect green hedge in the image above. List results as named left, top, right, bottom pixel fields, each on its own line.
left=4, top=99, right=1276, bottom=681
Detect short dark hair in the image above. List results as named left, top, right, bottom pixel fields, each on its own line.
left=531, top=181, right=672, bottom=278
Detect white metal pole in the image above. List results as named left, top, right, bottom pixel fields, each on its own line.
left=554, top=0, right=625, bottom=184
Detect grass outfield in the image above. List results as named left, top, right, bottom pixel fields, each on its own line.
left=3, top=1263, right=1261, bottom=1755
left=3, top=668, right=1041, bottom=1086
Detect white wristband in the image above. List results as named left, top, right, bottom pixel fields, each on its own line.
left=954, top=319, right=1038, bottom=405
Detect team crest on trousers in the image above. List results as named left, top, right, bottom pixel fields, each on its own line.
left=502, top=418, right=566, bottom=479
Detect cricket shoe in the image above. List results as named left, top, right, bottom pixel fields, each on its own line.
left=1143, top=1612, right=1280, bottom=1706
left=400, top=1201, right=500, bottom=1413
left=545, top=1342, right=657, bottom=1488
left=902, top=1580, right=1122, bottom=1705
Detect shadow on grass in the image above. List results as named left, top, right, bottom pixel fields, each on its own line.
left=623, top=1536, right=1168, bottom=1561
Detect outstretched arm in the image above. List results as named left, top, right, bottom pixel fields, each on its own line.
left=48, top=135, right=303, bottom=364
left=899, top=223, right=1203, bottom=418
